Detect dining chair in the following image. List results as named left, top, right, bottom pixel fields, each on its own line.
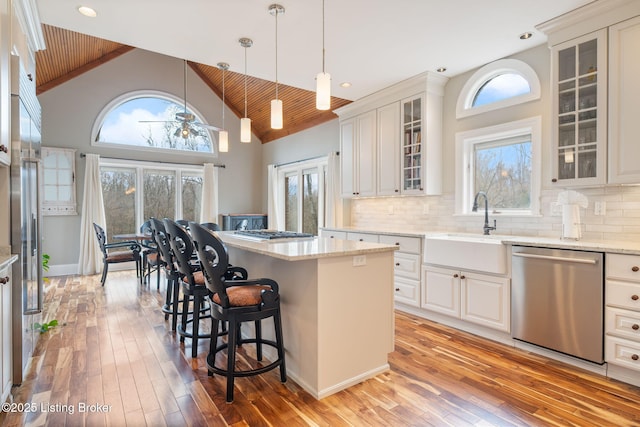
left=140, top=219, right=160, bottom=288
left=189, top=221, right=286, bottom=402
left=92, top=223, right=141, bottom=286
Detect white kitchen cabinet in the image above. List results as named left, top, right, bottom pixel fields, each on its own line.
left=346, top=231, right=379, bottom=243
left=1, top=263, right=12, bottom=404
left=340, top=110, right=376, bottom=198
left=422, top=265, right=510, bottom=332
left=376, top=102, right=400, bottom=196
left=550, top=29, right=607, bottom=186
left=379, top=234, right=422, bottom=307
left=605, top=253, right=640, bottom=373
left=608, top=16, right=640, bottom=184
left=335, top=72, right=447, bottom=198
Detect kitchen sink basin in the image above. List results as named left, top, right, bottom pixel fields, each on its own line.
left=423, top=233, right=508, bottom=274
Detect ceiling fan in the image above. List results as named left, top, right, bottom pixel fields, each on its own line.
left=139, top=59, right=222, bottom=138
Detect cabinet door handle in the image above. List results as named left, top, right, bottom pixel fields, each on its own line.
left=359, top=238, right=364, bottom=242
left=453, top=274, right=459, bottom=278
left=632, top=354, right=639, bottom=361
left=460, top=275, right=466, bottom=280
left=632, top=295, right=639, bottom=301
left=633, top=266, right=639, bottom=272
left=395, top=262, right=400, bottom=266
left=632, top=324, right=639, bottom=331
left=551, top=178, right=558, bottom=183
left=0, top=276, right=9, bottom=284
left=0, top=144, right=7, bottom=153
left=395, top=287, right=400, bottom=292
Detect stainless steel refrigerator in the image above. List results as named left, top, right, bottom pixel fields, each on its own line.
left=10, top=55, right=43, bottom=385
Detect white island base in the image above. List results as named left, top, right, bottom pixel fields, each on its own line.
left=221, top=235, right=396, bottom=399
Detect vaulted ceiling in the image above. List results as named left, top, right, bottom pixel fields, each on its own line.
left=35, top=24, right=352, bottom=143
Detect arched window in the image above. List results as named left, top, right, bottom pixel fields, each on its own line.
left=456, top=59, right=540, bottom=118
left=92, top=90, right=217, bottom=155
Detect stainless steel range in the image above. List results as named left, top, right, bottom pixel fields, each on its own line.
left=233, top=230, right=314, bottom=241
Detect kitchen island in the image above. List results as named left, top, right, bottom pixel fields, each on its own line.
left=216, top=231, right=397, bottom=399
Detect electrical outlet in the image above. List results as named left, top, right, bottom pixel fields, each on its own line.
left=594, top=201, right=606, bottom=216
left=353, top=255, right=367, bottom=266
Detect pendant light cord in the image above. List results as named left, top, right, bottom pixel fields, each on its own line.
left=322, top=0, right=325, bottom=73
left=221, top=67, right=226, bottom=128
left=274, top=9, right=279, bottom=100
left=244, top=46, right=248, bottom=118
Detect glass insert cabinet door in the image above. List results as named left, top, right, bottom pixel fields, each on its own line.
left=552, top=30, right=607, bottom=186
left=402, top=95, right=424, bottom=193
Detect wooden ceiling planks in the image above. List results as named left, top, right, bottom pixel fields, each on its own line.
left=35, top=24, right=351, bottom=143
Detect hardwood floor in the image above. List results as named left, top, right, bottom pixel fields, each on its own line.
left=1, top=271, right=640, bottom=426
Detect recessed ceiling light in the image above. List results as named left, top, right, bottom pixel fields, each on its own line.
left=340, top=82, right=352, bottom=88
left=436, top=67, right=447, bottom=73
left=520, top=32, right=533, bottom=40
left=78, top=6, right=97, bottom=18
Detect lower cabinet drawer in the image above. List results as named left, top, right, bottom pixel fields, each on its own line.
left=607, top=280, right=640, bottom=311
left=606, top=307, right=640, bottom=341
left=347, top=232, right=379, bottom=243
left=606, top=336, right=640, bottom=371
left=379, top=235, right=422, bottom=254
left=393, top=277, right=420, bottom=307
left=394, top=252, right=421, bottom=280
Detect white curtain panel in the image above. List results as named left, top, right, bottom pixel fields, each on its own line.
left=325, top=151, right=343, bottom=228
left=267, top=164, right=283, bottom=230
left=200, top=163, right=219, bottom=223
left=77, top=154, right=107, bottom=275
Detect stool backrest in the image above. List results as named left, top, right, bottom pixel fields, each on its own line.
left=92, top=223, right=108, bottom=257
left=189, top=222, right=231, bottom=305
left=163, top=218, right=197, bottom=281
left=149, top=218, right=173, bottom=270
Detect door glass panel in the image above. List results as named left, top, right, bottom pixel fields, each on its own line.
left=302, top=169, right=319, bottom=235
left=143, top=169, right=176, bottom=222
left=101, top=167, right=136, bottom=242
left=285, top=174, right=298, bottom=232
left=181, top=173, right=203, bottom=222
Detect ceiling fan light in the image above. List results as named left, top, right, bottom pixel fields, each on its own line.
left=219, top=130, right=229, bottom=152
left=271, top=99, right=283, bottom=129
left=316, top=72, right=331, bottom=110
left=240, top=118, right=252, bottom=143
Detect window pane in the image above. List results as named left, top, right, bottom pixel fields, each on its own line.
left=474, top=139, right=532, bottom=210
left=473, top=73, right=531, bottom=107
left=181, top=173, right=203, bottom=222
left=95, top=96, right=213, bottom=153
left=143, top=169, right=176, bottom=221
left=101, top=167, right=136, bottom=241
left=285, top=175, right=298, bottom=232
left=302, top=170, right=319, bottom=235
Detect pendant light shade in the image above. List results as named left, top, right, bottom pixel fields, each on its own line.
left=217, top=62, right=229, bottom=153
left=269, top=4, right=285, bottom=130
left=316, top=0, right=331, bottom=110
left=316, top=72, right=331, bottom=110
left=270, top=99, right=283, bottom=129
left=239, top=37, right=253, bottom=143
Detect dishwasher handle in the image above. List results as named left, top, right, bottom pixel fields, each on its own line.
left=512, top=252, right=598, bottom=265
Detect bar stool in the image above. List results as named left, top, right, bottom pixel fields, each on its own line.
left=149, top=218, right=182, bottom=330
left=189, top=221, right=286, bottom=402
left=164, top=218, right=212, bottom=358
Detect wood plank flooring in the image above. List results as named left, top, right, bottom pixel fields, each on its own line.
left=1, top=270, right=640, bottom=426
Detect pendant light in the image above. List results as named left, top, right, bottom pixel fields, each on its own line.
left=239, top=38, right=253, bottom=143
left=217, top=62, right=229, bottom=153
left=269, top=4, right=285, bottom=130
left=316, top=0, right=331, bottom=110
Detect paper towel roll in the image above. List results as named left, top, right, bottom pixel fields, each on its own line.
left=562, top=204, right=581, bottom=240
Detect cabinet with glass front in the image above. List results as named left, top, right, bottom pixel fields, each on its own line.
left=552, top=29, right=607, bottom=186
left=401, top=95, right=424, bottom=194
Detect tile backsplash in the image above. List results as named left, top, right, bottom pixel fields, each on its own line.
left=350, top=186, right=640, bottom=242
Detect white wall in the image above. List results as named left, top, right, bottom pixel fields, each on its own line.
left=38, top=49, right=264, bottom=268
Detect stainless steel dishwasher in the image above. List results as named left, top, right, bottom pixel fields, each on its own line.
left=511, top=246, right=604, bottom=364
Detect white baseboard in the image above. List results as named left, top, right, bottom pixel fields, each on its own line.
left=47, top=261, right=137, bottom=277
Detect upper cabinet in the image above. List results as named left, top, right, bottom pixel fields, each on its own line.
left=539, top=0, right=640, bottom=187
left=335, top=72, right=448, bottom=198
left=551, top=30, right=607, bottom=186
left=608, top=15, right=640, bottom=184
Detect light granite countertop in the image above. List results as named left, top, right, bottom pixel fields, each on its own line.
left=320, top=227, right=640, bottom=255
left=217, top=231, right=398, bottom=261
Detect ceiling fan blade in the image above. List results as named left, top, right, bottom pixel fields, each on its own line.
left=191, top=122, right=223, bottom=132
